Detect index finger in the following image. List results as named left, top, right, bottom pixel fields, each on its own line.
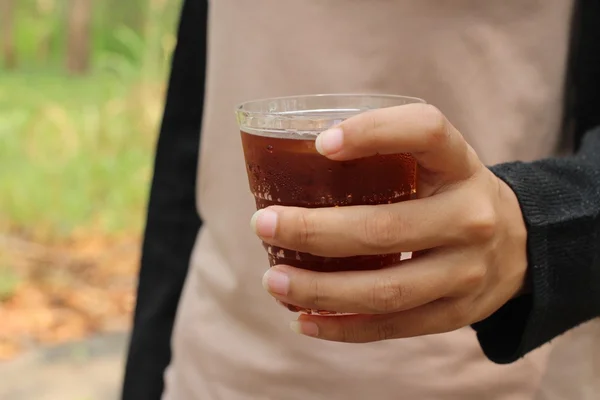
left=316, top=103, right=480, bottom=181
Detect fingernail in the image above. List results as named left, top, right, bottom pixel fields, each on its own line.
left=251, top=209, right=278, bottom=238
left=290, top=320, right=319, bottom=337
left=262, top=269, right=290, bottom=295
left=316, top=127, right=344, bottom=155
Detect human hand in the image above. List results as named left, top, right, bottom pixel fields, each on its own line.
left=251, top=104, right=529, bottom=343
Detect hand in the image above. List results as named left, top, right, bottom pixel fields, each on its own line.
left=251, top=104, right=529, bottom=343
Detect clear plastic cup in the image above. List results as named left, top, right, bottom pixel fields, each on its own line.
left=236, top=94, right=425, bottom=313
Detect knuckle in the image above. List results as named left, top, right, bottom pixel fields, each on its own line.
left=420, top=105, right=450, bottom=148
left=366, top=111, right=384, bottom=144
left=464, top=201, right=497, bottom=241
left=445, top=300, right=471, bottom=330
left=361, top=210, right=400, bottom=252
left=352, top=110, right=383, bottom=149
left=336, top=325, right=359, bottom=343
left=357, top=110, right=380, bottom=134
left=367, top=276, right=407, bottom=313
left=307, top=276, right=325, bottom=309
left=367, top=110, right=381, bottom=132
left=460, top=265, right=487, bottom=291
left=376, top=319, right=398, bottom=341
left=295, top=210, right=317, bottom=249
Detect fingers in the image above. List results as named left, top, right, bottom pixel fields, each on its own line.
left=251, top=185, right=492, bottom=256
left=290, top=299, right=469, bottom=343
left=263, top=250, right=464, bottom=315
left=316, top=103, right=480, bottom=181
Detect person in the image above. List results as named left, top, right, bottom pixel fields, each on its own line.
left=122, top=1, right=600, bottom=399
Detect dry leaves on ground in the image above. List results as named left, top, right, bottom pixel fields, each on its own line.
left=0, top=234, right=139, bottom=361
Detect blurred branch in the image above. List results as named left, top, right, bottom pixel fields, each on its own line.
left=107, top=0, right=148, bottom=37
left=66, top=0, right=92, bottom=75
left=1, top=0, right=17, bottom=69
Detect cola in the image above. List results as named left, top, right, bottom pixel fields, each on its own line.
left=237, top=94, right=423, bottom=313
left=241, top=130, right=416, bottom=312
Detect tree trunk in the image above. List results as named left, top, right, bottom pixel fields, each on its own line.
left=66, top=0, right=92, bottom=75
left=106, top=0, right=147, bottom=35
left=1, top=0, right=16, bottom=69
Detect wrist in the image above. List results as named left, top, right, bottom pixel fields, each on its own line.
left=496, top=175, right=530, bottom=299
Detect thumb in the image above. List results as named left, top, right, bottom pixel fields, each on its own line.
left=316, top=103, right=480, bottom=183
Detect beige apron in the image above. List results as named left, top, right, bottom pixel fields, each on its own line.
left=164, top=1, right=598, bottom=399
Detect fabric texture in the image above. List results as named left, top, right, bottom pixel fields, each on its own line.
left=162, top=1, right=574, bottom=399
left=120, top=0, right=208, bottom=398
left=122, top=0, right=600, bottom=399
left=478, top=128, right=600, bottom=364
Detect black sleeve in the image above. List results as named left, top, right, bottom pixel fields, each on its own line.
left=473, top=127, right=600, bottom=364
left=121, top=1, right=208, bottom=399
left=472, top=0, right=600, bottom=365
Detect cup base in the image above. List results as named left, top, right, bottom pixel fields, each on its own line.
left=277, top=300, right=340, bottom=315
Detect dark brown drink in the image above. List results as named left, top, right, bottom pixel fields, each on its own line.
left=237, top=94, right=423, bottom=313
left=241, top=131, right=416, bottom=312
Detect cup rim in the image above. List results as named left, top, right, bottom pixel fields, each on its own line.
left=235, top=93, right=426, bottom=116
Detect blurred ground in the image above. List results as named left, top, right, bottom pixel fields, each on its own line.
left=0, top=2, right=180, bottom=398
left=1, top=7, right=181, bottom=398
left=0, top=332, right=127, bottom=400
left=0, top=0, right=180, bottom=366
left=0, top=73, right=151, bottom=361
left=0, top=233, right=138, bottom=360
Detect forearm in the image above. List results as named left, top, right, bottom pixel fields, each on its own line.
left=473, top=127, right=600, bottom=364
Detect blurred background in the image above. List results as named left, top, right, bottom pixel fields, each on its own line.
left=0, top=0, right=182, bottom=397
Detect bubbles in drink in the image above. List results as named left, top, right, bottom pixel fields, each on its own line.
left=241, top=130, right=417, bottom=314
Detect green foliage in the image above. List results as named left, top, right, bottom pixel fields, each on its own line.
left=0, top=72, right=161, bottom=237
left=3, top=0, right=181, bottom=74
left=0, top=0, right=182, bottom=239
